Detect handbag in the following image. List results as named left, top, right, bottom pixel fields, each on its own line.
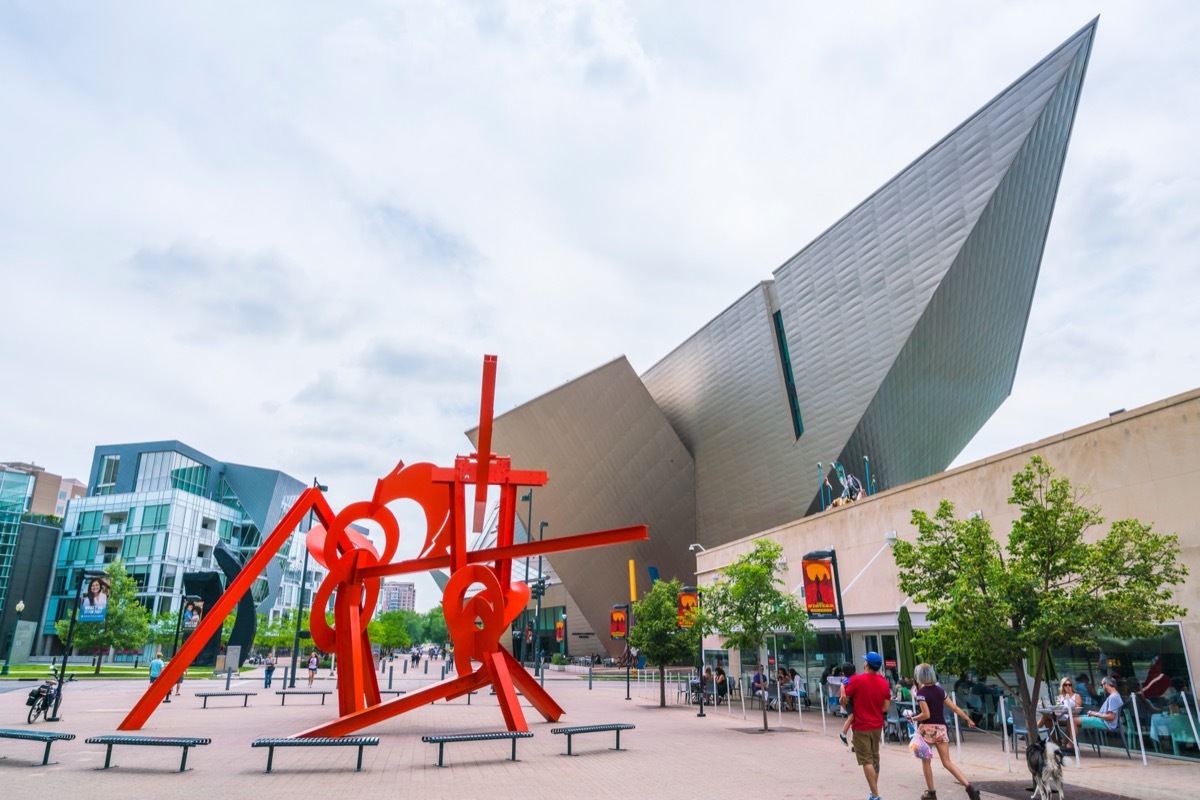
left=909, top=729, right=933, bottom=760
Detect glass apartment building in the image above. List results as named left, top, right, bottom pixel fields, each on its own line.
left=47, top=441, right=322, bottom=648
left=0, top=467, right=35, bottom=623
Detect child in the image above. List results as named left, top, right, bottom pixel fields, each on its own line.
left=839, top=661, right=857, bottom=745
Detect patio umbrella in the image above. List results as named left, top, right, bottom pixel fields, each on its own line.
left=897, top=605, right=916, bottom=680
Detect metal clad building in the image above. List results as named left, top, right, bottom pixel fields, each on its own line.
left=482, top=22, right=1097, bottom=654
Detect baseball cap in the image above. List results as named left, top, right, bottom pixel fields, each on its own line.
left=863, top=651, right=883, bottom=669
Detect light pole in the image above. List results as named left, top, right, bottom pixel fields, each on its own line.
left=803, top=548, right=849, bottom=664
left=520, top=489, right=533, bottom=666
left=289, top=477, right=327, bottom=688
left=2, top=599, right=25, bottom=675
left=532, top=521, right=548, bottom=676
left=50, top=569, right=107, bottom=721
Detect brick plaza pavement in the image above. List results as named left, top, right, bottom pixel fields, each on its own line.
left=2, top=668, right=1197, bottom=799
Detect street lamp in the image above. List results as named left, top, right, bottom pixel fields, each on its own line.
left=803, top=548, right=849, bottom=664
left=51, top=569, right=107, bottom=721
left=2, top=600, right=25, bottom=676
left=532, top=521, right=548, bottom=676
left=520, top=489, right=533, bottom=666
left=290, top=477, right=327, bottom=688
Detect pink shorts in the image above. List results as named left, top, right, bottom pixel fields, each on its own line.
left=919, top=723, right=950, bottom=744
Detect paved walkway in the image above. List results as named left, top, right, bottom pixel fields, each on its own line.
left=1, top=668, right=1197, bottom=799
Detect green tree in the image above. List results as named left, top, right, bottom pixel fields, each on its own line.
left=425, top=605, right=448, bottom=645
left=54, top=559, right=151, bottom=673
left=398, top=609, right=425, bottom=646
left=700, top=539, right=809, bottom=730
left=628, top=578, right=700, bottom=707
left=893, top=456, right=1188, bottom=725
left=370, top=611, right=412, bottom=652
left=146, top=610, right=179, bottom=652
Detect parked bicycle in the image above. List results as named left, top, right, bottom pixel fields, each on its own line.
left=26, top=670, right=74, bottom=723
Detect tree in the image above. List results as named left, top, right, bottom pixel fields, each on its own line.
left=700, top=539, right=810, bottom=730
left=892, top=456, right=1188, bottom=725
left=424, top=605, right=448, bottom=645
left=370, top=611, right=412, bottom=652
left=146, top=611, right=179, bottom=653
left=54, top=559, right=150, bottom=673
left=627, top=578, right=700, bottom=707
left=398, top=609, right=425, bottom=646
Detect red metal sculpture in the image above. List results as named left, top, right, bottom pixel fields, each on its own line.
left=119, top=355, right=648, bottom=735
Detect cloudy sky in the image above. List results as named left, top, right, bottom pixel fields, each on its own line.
left=3, top=2, right=1197, bottom=609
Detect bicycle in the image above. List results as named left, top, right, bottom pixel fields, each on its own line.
left=26, top=671, right=73, bottom=723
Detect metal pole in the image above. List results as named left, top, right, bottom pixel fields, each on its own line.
left=389, top=666, right=393, bottom=690
left=952, top=691, right=962, bottom=762
left=1129, top=691, right=1147, bottom=766
left=1, top=601, right=23, bottom=676
left=49, top=575, right=90, bottom=721
left=588, top=662, right=593, bottom=690
left=533, top=522, right=547, bottom=677
left=171, top=594, right=185, bottom=656
left=289, top=477, right=322, bottom=688
left=829, top=550, right=850, bottom=663
left=1000, top=696, right=1011, bottom=772
left=817, top=463, right=826, bottom=511
left=862, top=456, right=871, bottom=496
left=520, top=490, right=533, bottom=666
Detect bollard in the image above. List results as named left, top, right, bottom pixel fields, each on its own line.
left=389, top=666, right=394, bottom=690
left=588, top=663, right=593, bottom=690
left=540, top=664, right=546, bottom=688
left=225, top=668, right=233, bottom=690
left=403, top=660, right=408, bottom=674
left=441, top=665, right=446, bottom=680
left=281, top=666, right=289, bottom=687
left=424, top=660, right=429, bottom=674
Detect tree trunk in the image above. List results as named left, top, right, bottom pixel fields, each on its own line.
left=658, top=664, right=666, bottom=707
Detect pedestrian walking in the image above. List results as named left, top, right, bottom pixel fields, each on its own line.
left=307, top=651, right=319, bottom=687
left=264, top=653, right=277, bottom=688
left=842, top=651, right=891, bottom=800
left=909, top=663, right=981, bottom=800
left=150, top=651, right=170, bottom=703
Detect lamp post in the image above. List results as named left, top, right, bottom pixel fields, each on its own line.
left=50, top=569, right=107, bottom=721
left=520, top=489, right=533, bottom=666
left=2, top=599, right=25, bottom=675
left=289, top=477, right=327, bottom=688
left=803, top=548, right=849, bottom=663
left=532, top=521, right=548, bottom=676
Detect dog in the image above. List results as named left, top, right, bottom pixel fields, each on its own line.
left=1026, top=738, right=1065, bottom=800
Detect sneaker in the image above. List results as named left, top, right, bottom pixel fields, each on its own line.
left=921, top=791, right=937, bottom=800
left=966, top=786, right=980, bottom=800
left=839, top=733, right=848, bottom=746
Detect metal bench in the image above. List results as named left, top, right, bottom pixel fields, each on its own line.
left=378, top=690, right=407, bottom=696
left=420, top=730, right=533, bottom=767
left=251, top=736, right=379, bottom=773
left=0, top=728, right=76, bottom=766
left=550, top=723, right=635, bottom=755
left=85, top=735, right=211, bottom=772
left=195, top=691, right=257, bottom=708
left=275, top=690, right=334, bottom=706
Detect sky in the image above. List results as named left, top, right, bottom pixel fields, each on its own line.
left=3, top=2, right=1198, bottom=611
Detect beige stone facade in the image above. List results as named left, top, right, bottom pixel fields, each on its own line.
left=696, top=387, right=1200, bottom=684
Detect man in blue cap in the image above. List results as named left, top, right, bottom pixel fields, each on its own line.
left=843, top=651, right=891, bottom=800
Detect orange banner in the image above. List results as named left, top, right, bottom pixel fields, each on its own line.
left=801, top=558, right=838, bottom=618
left=677, top=588, right=698, bottom=628
left=555, top=621, right=564, bottom=642
left=610, top=609, right=627, bottom=639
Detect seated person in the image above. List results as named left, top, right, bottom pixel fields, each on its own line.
left=714, top=666, right=728, bottom=700
left=701, top=666, right=714, bottom=701
left=1081, top=676, right=1124, bottom=734
left=776, top=668, right=794, bottom=710
left=1038, top=677, right=1083, bottom=749
left=752, top=664, right=770, bottom=703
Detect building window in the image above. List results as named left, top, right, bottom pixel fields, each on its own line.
left=772, top=311, right=805, bottom=438
left=95, top=455, right=120, bottom=495
left=135, top=451, right=210, bottom=496
left=141, top=504, right=170, bottom=531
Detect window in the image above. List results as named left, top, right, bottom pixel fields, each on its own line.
left=135, top=451, right=210, bottom=496
left=122, top=533, right=156, bottom=560
left=95, top=455, right=120, bottom=495
left=772, top=311, right=804, bottom=438
left=141, top=504, right=170, bottom=531
left=78, top=510, right=102, bottom=534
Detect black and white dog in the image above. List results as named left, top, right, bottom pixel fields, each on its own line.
left=1026, top=739, right=1065, bottom=800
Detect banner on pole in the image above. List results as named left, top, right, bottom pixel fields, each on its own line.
left=78, top=576, right=110, bottom=623
left=677, top=587, right=699, bottom=628
left=801, top=558, right=838, bottom=618
left=609, top=609, right=627, bottom=639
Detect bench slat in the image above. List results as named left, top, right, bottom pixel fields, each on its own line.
left=420, top=731, right=533, bottom=768
left=251, top=736, right=379, bottom=773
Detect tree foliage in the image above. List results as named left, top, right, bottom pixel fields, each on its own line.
left=628, top=578, right=700, bottom=707
left=425, top=605, right=449, bottom=645
left=893, top=456, right=1188, bottom=723
left=699, top=539, right=810, bottom=730
left=369, top=611, right=412, bottom=652
left=54, top=559, right=150, bottom=672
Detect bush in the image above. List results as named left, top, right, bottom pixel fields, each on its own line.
left=550, top=653, right=569, bottom=665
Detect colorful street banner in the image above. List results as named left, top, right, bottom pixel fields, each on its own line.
left=609, top=609, right=627, bottom=639
left=801, top=558, right=838, bottom=618
left=78, top=576, right=110, bottom=623
left=182, top=599, right=204, bottom=630
left=555, top=620, right=564, bottom=642
left=677, top=587, right=699, bottom=628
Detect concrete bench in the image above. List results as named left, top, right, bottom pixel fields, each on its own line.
left=85, top=735, right=211, bottom=772
left=195, top=691, right=257, bottom=708
left=420, top=730, right=533, bottom=767
left=251, top=736, right=379, bottom=773
left=0, top=728, right=76, bottom=766
left=550, top=723, right=635, bottom=755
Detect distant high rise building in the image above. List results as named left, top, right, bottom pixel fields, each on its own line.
left=380, top=581, right=416, bottom=613
left=0, top=467, right=37, bottom=625
left=0, top=462, right=86, bottom=518
left=49, top=441, right=323, bottom=654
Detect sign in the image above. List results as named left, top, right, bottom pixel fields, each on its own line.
left=78, top=576, right=110, bottom=623
left=677, top=587, right=698, bottom=629
left=555, top=621, right=564, bottom=642
left=525, top=622, right=532, bottom=644
left=182, top=599, right=204, bottom=630
left=609, top=609, right=627, bottom=639
left=801, top=558, right=838, bottom=618
left=885, top=659, right=897, bottom=669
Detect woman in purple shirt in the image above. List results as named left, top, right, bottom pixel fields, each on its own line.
left=910, top=664, right=980, bottom=800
